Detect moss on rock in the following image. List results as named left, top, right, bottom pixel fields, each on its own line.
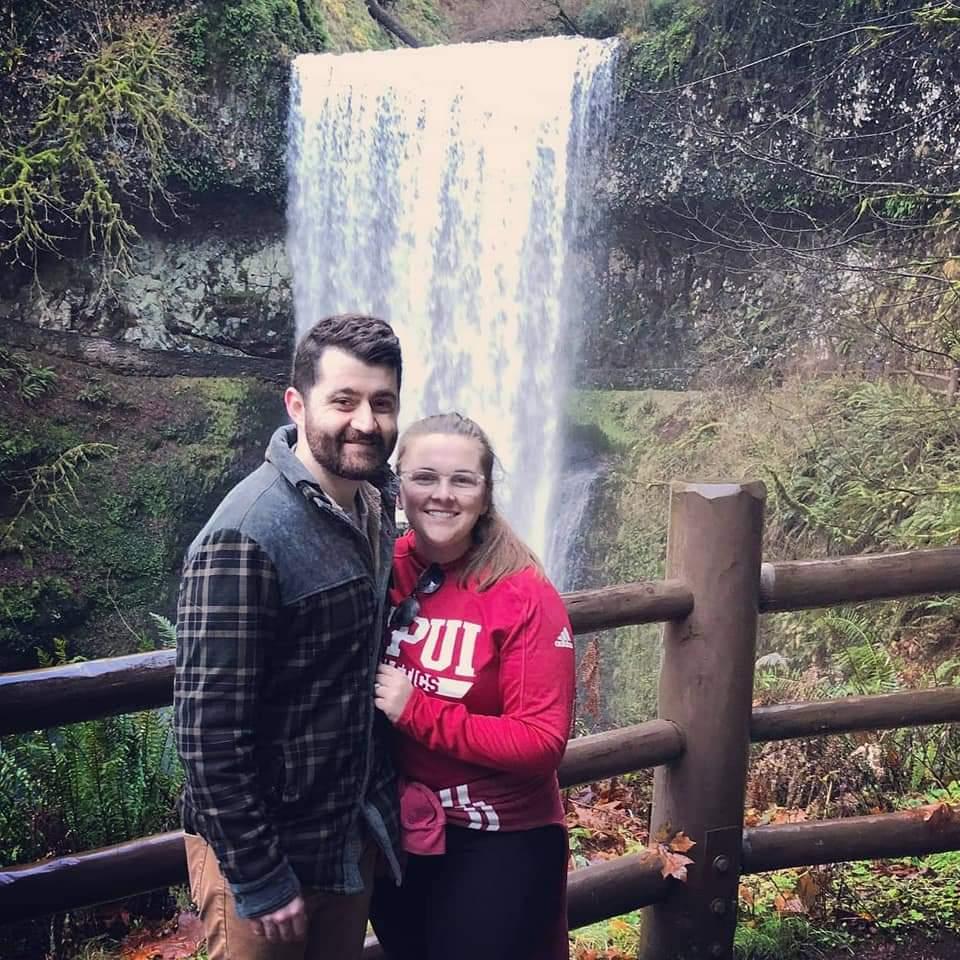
left=0, top=350, right=279, bottom=670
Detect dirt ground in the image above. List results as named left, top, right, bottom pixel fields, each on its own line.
left=823, top=931, right=960, bottom=960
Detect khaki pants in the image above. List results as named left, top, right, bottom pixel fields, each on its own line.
left=185, top=834, right=376, bottom=960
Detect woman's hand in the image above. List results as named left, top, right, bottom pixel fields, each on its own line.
left=375, top=662, right=414, bottom=723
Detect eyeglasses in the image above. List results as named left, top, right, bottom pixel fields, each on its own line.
left=399, top=469, right=486, bottom=493
left=388, top=563, right=445, bottom=630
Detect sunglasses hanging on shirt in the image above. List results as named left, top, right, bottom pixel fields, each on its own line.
left=388, top=563, right=445, bottom=631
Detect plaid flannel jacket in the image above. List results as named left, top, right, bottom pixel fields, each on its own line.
left=174, top=425, right=401, bottom=915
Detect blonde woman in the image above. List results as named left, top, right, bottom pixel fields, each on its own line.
left=371, top=413, right=575, bottom=960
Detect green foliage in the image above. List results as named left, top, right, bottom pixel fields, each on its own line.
left=0, top=442, right=117, bottom=553
left=0, top=347, right=58, bottom=400
left=209, top=0, right=329, bottom=78
left=0, top=12, right=200, bottom=270
left=36, top=637, right=85, bottom=667
left=773, top=381, right=960, bottom=552
left=149, top=612, right=177, bottom=648
left=914, top=1, right=960, bottom=30
left=75, top=380, right=116, bottom=408
left=831, top=853, right=960, bottom=936
left=0, top=578, right=88, bottom=660
left=624, top=0, right=705, bottom=83
left=392, top=0, right=448, bottom=44
left=0, top=710, right=182, bottom=865
left=1, top=365, right=277, bottom=667
left=734, top=913, right=852, bottom=959
left=818, top=611, right=900, bottom=695
left=577, top=0, right=637, bottom=39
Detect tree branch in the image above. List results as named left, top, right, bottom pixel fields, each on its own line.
left=366, top=0, right=421, bottom=48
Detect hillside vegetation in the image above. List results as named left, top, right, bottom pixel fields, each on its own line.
left=566, top=375, right=960, bottom=957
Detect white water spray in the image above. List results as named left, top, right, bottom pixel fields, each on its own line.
left=287, top=36, right=617, bottom=577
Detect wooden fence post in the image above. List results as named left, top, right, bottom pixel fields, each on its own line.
left=639, top=482, right=765, bottom=960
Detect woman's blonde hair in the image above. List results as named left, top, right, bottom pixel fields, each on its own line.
left=396, top=413, right=544, bottom=592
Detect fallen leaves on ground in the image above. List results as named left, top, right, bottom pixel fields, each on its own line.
left=120, top=911, right=204, bottom=960
left=566, top=777, right=650, bottom=865
left=573, top=949, right=634, bottom=960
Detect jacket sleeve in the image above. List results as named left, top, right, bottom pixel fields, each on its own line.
left=395, top=580, right=575, bottom=775
left=174, top=529, right=300, bottom=918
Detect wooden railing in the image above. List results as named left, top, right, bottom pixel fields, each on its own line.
left=2, top=481, right=960, bottom=960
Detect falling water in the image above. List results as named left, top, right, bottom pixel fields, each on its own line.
left=287, top=37, right=617, bottom=578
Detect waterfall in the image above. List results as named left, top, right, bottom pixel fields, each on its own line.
left=287, top=37, right=617, bottom=576
left=546, top=463, right=603, bottom=591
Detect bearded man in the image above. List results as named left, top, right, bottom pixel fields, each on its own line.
left=174, top=314, right=403, bottom=960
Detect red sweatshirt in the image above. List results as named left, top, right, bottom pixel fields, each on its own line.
left=385, top=531, right=576, bottom=832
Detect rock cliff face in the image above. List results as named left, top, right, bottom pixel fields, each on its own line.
left=3, top=1, right=956, bottom=384
left=0, top=0, right=449, bottom=364
left=2, top=207, right=292, bottom=357
left=582, top=0, right=960, bottom=387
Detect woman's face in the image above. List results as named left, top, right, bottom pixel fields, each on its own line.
left=398, top=433, right=488, bottom=564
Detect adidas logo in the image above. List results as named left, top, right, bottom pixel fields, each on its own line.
left=554, top=628, right=574, bottom=649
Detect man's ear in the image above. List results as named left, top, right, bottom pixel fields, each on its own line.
left=284, top=386, right=305, bottom=426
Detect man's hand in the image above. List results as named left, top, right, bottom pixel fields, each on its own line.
left=249, top=894, right=307, bottom=942
left=375, top=662, right=414, bottom=723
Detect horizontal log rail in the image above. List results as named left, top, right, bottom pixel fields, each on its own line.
left=742, top=804, right=960, bottom=873
left=0, top=650, right=175, bottom=736
left=0, top=830, right=673, bottom=928
left=751, top=687, right=960, bottom=742
left=0, top=578, right=697, bottom=735
left=563, top=578, right=693, bottom=633
left=759, top=547, right=960, bottom=612
left=0, top=723, right=683, bottom=922
left=560, top=720, right=685, bottom=788
left=0, top=831, right=186, bottom=924
left=11, top=801, right=958, bottom=926
left=3, top=547, right=960, bottom=736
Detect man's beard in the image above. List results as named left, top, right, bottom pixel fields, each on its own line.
left=304, top=419, right=397, bottom=481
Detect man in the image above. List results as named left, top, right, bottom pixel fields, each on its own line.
left=174, top=314, right=403, bottom=960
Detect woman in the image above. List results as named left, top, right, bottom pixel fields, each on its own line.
left=370, top=412, right=575, bottom=960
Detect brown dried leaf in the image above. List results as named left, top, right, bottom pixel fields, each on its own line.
left=773, top=892, right=807, bottom=915
left=668, top=831, right=696, bottom=854
left=121, top=912, right=204, bottom=960
left=770, top=807, right=807, bottom=825
left=796, top=871, right=822, bottom=912
left=578, top=637, right=601, bottom=720
left=922, top=802, right=956, bottom=829
left=656, top=844, right=694, bottom=881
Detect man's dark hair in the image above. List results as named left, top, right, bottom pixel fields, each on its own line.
left=291, top=313, right=402, bottom=394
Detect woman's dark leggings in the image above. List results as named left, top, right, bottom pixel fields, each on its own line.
left=370, top=824, right=567, bottom=960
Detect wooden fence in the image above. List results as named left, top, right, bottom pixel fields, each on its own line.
left=2, top=481, right=960, bottom=959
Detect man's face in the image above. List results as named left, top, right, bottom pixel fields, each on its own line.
left=287, top=346, right=399, bottom=482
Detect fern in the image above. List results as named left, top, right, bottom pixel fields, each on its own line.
left=0, top=711, right=183, bottom=865
left=149, top=613, right=177, bottom=648
left=816, top=611, right=900, bottom=696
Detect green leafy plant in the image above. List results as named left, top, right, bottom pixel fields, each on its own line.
left=1, top=442, right=117, bottom=551
left=0, top=12, right=200, bottom=271
left=0, top=347, right=58, bottom=400
left=149, top=613, right=177, bottom=648
left=0, top=709, right=183, bottom=866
